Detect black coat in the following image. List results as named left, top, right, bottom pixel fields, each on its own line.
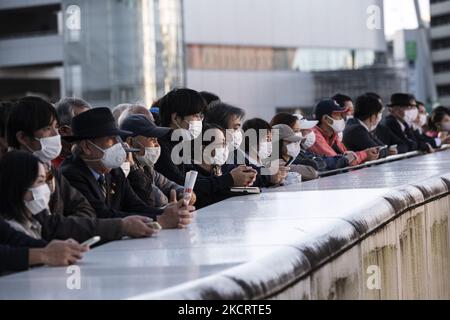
left=184, top=164, right=238, bottom=209
left=155, top=134, right=186, bottom=186
left=343, top=118, right=388, bottom=158
left=0, top=218, right=47, bottom=273
left=377, top=115, right=419, bottom=153
left=61, top=155, right=163, bottom=220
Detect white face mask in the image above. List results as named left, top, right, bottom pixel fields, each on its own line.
left=204, top=146, right=229, bottom=165
left=403, top=109, right=419, bottom=124
left=302, top=132, right=316, bottom=150
left=137, top=147, right=161, bottom=167
left=346, top=115, right=354, bottom=120
left=32, top=135, right=62, bottom=163
left=286, top=142, right=301, bottom=159
left=176, top=119, right=202, bottom=141
left=327, top=116, right=346, bottom=134
left=88, top=141, right=127, bottom=169
left=418, top=114, right=427, bottom=127
left=25, top=184, right=51, bottom=215
left=441, top=122, right=450, bottom=132
left=258, top=141, right=272, bottom=160
left=120, top=161, right=131, bottom=177
left=231, top=130, right=243, bottom=149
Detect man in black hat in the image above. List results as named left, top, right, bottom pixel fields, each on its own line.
left=382, top=93, right=431, bottom=153
left=120, top=114, right=196, bottom=208
left=60, top=108, right=195, bottom=229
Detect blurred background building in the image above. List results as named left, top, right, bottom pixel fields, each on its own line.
left=430, top=0, right=450, bottom=106
left=0, top=0, right=442, bottom=117
left=0, top=0, right=185, bottom=107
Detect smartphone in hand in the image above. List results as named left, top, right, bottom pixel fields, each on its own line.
left=81, top=236, right=101, bottom=248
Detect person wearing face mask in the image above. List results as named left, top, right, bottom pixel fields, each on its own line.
left=61, top=108, right=196, bottom=230
left=343, top=94, right=395, bottom=158
left=410, top=101, right=442, bottom=151
left=382, top=93, right=428, bottom=153
left=53, top=98, right=92, bottom=169
left=120, top=114, right=194, bottom=208
left=0, top=151, right=91, bottom=274
left=235, top=118, right=290, bottom=187
left=271, top=124, right=318, bottom=182
left=427, top=106, right=450, bottom=145
left=204, top=102, right=248, bottom=175
left=309, top=99, right=380, bottom=165
left=155, top=88, right=207, bottom=185
left=272, top=113, right=351, bottom=172
left=184, top=123, right=257, bottom=209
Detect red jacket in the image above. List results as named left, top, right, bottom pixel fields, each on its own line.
left=309, top=126, right=368, bottom=165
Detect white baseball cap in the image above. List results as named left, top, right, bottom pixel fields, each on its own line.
left=294, top=114, right=318, bottom=130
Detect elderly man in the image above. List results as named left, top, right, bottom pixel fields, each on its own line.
left=60, top=108, right=195, bottom=229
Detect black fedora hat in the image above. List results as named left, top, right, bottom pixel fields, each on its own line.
left=387, top=93, right=416, bottom=107
left=64, top=107, right=133, bottom=142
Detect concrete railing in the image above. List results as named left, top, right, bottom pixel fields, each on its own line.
left=1, top=149, right=450, bottom=300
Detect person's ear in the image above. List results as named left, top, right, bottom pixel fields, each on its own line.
left=16, top=131, right=32, bottom=147
left=79, top=140, right=92, bottom=156
left=59, top=125, right=72, bottom=137
left=171, top=113, right=179, bottom=125
left=322, top=115, right=331, bottom=125
left=125, top=136, right=133, bottom=147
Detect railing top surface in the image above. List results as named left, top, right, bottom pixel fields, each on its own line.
left=1, top=149, right=450, bottom=300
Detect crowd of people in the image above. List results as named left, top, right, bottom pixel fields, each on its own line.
left=1, top=88, right=449, bottom=274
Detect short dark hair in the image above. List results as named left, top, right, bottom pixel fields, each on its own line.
left=0, top=101, right=14, bottom=138
left=204, top=102, right=245, bottom=130
left=0, top=151, right=42, bottom=223
left=429, top=106, right=450, bottom=131
left=158, top=88, right=207, bottom=127
left=354, top=94, right=384, bottom=121
left=365, top=92, right=381, bottom=100
left=55, top=98, right=91, bottom=126
left=332, top=94, right=353, bottom=108
left=242, top=118, right=272, bottom=152
left=6, top=97, right=59, bottom=149
left=270, top=113, right=298, bottom=128
left=200, top=91, right=220, bottom=106
left=416, top=101, right=425, bottom=108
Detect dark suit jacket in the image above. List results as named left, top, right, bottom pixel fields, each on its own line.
left=0, top=218, right=47, bottom=273
left=379, top=115, right=420, bottom=153
left=155, top=134, right=186, bottom=186
left=184, top=164, right=236, bottom=209
left=413, top=128, right=440, bottom=149
left=61, top=155, right=163, bottom=220
left=343, top=118, right=388, bottom=158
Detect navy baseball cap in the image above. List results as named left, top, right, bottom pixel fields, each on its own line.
left=119, top=114, right=171, bottom=138
left=314, top=99, right=348, bottom=121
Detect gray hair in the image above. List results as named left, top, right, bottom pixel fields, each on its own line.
left=117, top=104, right=154, bottom=127
left=112, top=104, right=133, bottom=124
left=55, top=98, right=92, bottom=126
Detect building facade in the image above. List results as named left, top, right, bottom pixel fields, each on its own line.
left=183, top=0, right=388, bottom=119
left=0, top=0, right=185, bottom=107
left=431, top=0, right=450, bottom=106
